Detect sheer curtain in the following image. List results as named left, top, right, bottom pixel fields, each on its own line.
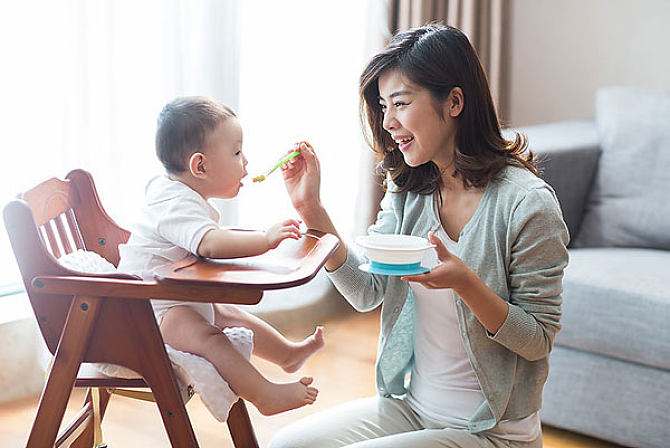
left=389, top=0, right=510, bottom=119
left=0, top=0, right=371, bottom=293
left=236, top=1, right=369, bottom=239
left=0, top=0, right=240, bottom=287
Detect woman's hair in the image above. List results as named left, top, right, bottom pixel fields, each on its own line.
left=156, top=96, right=237, bottom=174
left=360, top=24, right=537, bottom=194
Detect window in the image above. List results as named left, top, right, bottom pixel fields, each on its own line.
left=0, top=0, right=241, bottom=287
left=237, top=1, right=369, bottom=238
left=0, top=1, right=370, bottom=292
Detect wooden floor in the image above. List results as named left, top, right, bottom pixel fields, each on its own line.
left=0, top=310, right=620, bottom=447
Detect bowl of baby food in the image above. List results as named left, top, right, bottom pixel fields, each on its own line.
left=355, top=234, right=435, bottom=276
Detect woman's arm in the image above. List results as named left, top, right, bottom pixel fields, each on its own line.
left=323, top=188, right=405, bottom=311
left=402, top=232, right=509, bottom=333
left=281, top=143, right=348, bottom=271
left=282, top=142, right=398, bottom=311
left=296, top=204, right=348, bottom=272
left=488, top=187, right=569, bottom=360
left=449, top=255, right=510, bottom=335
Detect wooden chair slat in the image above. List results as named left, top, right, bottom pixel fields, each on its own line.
left=42, top=221, right=61, bottom=258
left=54, top=400, right=93, bottom=448
left=54, top=214, right=73, bottom=254
left=65, top=208, right=86, bottom=250
left=68, top=388, right=112, bottom=448
left=75, top=363, right=147, bottom=388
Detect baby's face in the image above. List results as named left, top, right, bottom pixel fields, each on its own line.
left=203, top=118, right=248, bottom=198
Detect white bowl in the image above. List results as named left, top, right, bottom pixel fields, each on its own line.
left=355, top=234, right=435, bottom=265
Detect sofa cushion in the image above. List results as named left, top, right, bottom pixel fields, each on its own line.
left=508, top=120, right=600, bottom=242
left=542, top=345, right=670, bottom=448
left=555, top=248, right=670, bottom=370
left=575, top=87, right=670, bottom=249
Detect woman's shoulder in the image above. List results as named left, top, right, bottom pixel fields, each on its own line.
left=486, top=165, right=563, bottom=223
left=489, top=165, right=569, bottom=245
left=491, top=165, right=557, bottom=202
left=494, top=165, right=549, bottom=193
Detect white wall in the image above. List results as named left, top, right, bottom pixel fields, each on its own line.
left=508, top=0, right=670, bottom=126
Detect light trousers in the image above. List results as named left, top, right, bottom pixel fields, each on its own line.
left=270, top=397, right=543, bottom=448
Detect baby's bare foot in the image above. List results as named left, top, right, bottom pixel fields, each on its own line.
left=255, top=377, right=318, bottom=416
left=282, top=326, right=325, bottom=373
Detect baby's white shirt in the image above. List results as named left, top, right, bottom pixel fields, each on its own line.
left=118, top=175, right=220, bottom=279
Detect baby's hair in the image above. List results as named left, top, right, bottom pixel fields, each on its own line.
left=156, top=96, right=237, bottom=174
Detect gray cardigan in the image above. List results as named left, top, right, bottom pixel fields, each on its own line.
left=327, top=165, right=570, bottom=433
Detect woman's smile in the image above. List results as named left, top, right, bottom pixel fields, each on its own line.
left=394, top=135, right=415, bottom=152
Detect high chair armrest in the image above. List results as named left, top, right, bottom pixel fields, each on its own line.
left=30, top=275, right=263, bottom=304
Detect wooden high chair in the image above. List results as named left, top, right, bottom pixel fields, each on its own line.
left=3, top=169, right=339, bottom=448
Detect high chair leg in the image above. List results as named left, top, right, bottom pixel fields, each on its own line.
left=127, top=301, right=199, bottom=447
left=26, top=296, right=102, bottom=448
left=227, top=399, right=259, bottom=448
left=91, top=388, right=107, bottom=447
left=68, top=388, right=112, bottom=448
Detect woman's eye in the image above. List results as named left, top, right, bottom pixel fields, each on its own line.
left=379, top=104, right=387, bottom=111
left=394, top=102, right=407, bottom=108
left=235, top=150, right=242, bottom=156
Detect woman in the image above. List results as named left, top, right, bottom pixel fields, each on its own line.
left=272, top=24, right=568, bottom=448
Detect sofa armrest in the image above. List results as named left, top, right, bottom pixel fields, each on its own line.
left=504, top=120, right=601, bottom=243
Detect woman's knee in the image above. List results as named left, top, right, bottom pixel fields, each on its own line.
left=268, top=425, right=310, bottom=448
left=269, top=419, right=345, bottom=448
left=270, top=398, right=382, bottom=448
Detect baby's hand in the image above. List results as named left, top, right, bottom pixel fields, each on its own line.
left=265, top=219, right=302, bottom=250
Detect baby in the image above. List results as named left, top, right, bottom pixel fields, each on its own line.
left=118, top=96, right=322, bottom=415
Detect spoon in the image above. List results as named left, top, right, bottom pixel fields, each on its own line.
left=252, top=150, right=301, bottom=183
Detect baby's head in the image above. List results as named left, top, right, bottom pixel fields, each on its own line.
left=156, top=96, right=248, bottom=199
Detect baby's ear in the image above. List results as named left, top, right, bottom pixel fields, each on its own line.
left=189, top=152, right=207, bottom=178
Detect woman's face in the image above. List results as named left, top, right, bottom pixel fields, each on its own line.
left=378, top=69, right=460, bottom=169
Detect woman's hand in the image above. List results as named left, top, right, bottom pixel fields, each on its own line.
left=282, top=141, right=348, bottom=271
left=403, top=231, right=509, bottom=334
left=401, top=232, right=475, bottom=293
left=265, top=218, right=302, bottom=250
left=282, top=141, right=322, bottom=216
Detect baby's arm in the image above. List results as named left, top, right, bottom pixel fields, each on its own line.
left=197, top=218, right=301, bottom=258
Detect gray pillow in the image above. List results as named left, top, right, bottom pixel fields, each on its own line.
left=575, top=87, right=670, bottom=249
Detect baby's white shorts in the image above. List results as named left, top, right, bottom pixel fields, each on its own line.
left=151, top=299, right=215, bottom=326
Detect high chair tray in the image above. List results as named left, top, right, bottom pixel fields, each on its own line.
left=153, top=229, right=339, bottom=289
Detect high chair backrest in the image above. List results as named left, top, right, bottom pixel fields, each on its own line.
left=4, top=169, right=133, bottom=354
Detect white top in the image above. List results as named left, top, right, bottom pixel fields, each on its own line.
left=406, top=226, right=541, bottom=441
left=117, top=175, right=220, bottom=279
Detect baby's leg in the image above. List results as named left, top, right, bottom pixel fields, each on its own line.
left=213, top=303, right=325, bottom=373
left=159, top=305, right=318, bottom=415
